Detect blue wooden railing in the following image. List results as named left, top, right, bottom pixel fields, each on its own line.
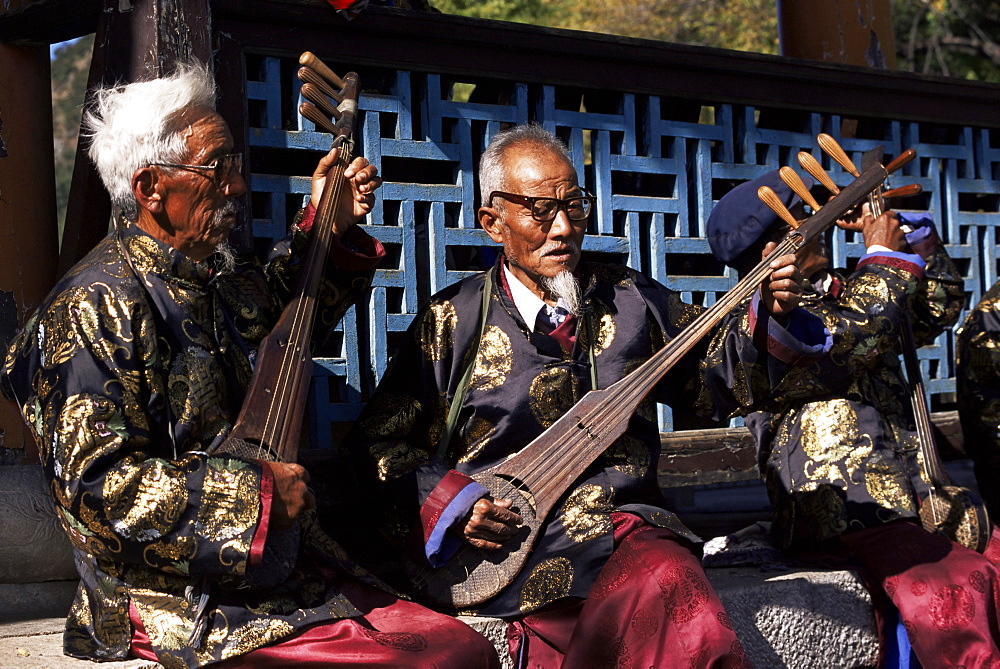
left=214, top=4, right=1000, bottom=446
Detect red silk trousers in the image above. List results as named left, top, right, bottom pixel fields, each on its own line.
left=130, top=574, right=501, bottom=668
left=839, top=520, right=1000, bottom=669
left=508, top=512, right=749, bottom=669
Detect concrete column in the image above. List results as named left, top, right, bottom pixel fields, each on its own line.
left=0, top=44, right=59, bottom=461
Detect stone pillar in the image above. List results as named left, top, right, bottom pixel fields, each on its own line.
left=0, top=44, right=59, bottom=462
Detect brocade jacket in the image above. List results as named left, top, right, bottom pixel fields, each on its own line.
left=346, top=258, right=828, bottom=618
left=956, top=280, right=1000, bottom=519
left=2, top=211, right=386, bottom=668
left=745, top=214, right=965, bottom=552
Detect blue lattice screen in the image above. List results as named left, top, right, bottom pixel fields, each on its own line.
left=241, top=53, right=1000, bottom=448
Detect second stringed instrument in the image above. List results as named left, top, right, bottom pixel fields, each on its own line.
left=816, top=135, right=990, bottom=553
left=408, top=161, right=890, bottom=609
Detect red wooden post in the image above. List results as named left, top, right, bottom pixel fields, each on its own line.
left=0, top=44, right=60, bottom=461
left=778, top=0, right=896, bottom=69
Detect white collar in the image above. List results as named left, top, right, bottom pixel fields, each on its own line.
left=503, top=263, right=549, bottom=329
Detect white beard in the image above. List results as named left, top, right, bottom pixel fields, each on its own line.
left=541, top=270, right=581, bottom=316
left=214, top=240, right=236, bottom=275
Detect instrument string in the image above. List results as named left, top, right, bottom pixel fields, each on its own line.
left=256, top=155, right=351, bottom=462
left=870, top=178, right=943, bottom=523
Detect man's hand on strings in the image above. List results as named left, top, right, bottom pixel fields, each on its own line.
left=461, top=497, right=523, bottom=550
left=309, top=146, right=382, bottom=235
left=759, top=242, right=804, bottom=317
left=837, top=202, right=909, bottom=253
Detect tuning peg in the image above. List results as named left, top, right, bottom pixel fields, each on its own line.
left=882, top=183, right=923, bottom=200
left=301, top=83, right=342, bottom=120
left=798, top=152, right=840, bottom=195
left=817, top=133, right=861, bottom=177
left=298, top=67, right=344, bottom=104
left=758, top=186, right=800, bottom=229
left=779, top=166, right=823, bottom=212
left=885, top=149, right=917, bottom=175
left=299, top=101, right=339, bottom=134
left=299, top=51, right=346, bottom=89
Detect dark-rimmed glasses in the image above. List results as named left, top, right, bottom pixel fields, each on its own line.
left=489, top=189, right=595, bottom=223
left=150, top=153, right=243, bottom=186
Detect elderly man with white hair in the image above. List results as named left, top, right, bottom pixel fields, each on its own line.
left=346, top=123, right=831, bottom=667
left=2, top=63, right=499, bottom=668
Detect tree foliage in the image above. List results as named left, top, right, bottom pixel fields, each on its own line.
left=893, top=0, right=1000, bottom=82
left=50, top=35, right=94, bottom=240
left=567, top=0, right=778, bottom=54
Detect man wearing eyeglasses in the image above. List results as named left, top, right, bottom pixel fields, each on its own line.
left=2, top=63, right=501, bottom=668
left=346, top=123, right=830, bottom=667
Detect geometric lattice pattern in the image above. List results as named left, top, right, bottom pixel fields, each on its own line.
left=241, top=53, right=1000, bottom=446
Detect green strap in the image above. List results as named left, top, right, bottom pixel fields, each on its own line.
left=436, top=270, right=494, bottom=459
left=584, top=306, right=598, bottom=390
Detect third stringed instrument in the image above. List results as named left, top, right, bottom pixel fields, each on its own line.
left=811, top=135, right=990, bottom=553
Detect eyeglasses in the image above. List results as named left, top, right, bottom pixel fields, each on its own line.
left=489, top=190, right=595, bottom=223
left=150, top=153, right=243, bottom=186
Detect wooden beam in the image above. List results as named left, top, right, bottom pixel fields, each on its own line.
left=211, top=3, right=1000, bottom=129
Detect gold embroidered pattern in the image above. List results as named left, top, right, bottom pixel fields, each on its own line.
left=133, top=594, right=192, bottom=651
left=561, top=484, right=614, bottom=542
left=104, top=456, right=187, bottom=542
left=418, top=300, right=457, bottom=362
left=578, top=299, right=616, bottom=356
left=519, top=557, right=574, bottom=612
left=169, top=347, right=228, bottom=440
left=372, top=441, right=429, bottom=481
left=470, top=325, right=512, bottom=392
left=198, top=458, right=260, bottom=544
left=458, top=416, right=497, bottom=463
left=799, top=400, right=870, bottom=486
left=215, top=617, right=296, bottom=661
left=528, top=366, right=578, bottom=428
left=865, top=453, right=917, bottom=512
left=358, top=393, right=419, bottom=440
left=38, top=287, right=92, bottom=369
left=602, top=434, right=650, bottom=478
left=55, top=394, right=126, bottom=485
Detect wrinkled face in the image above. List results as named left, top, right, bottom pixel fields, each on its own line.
left=149, top=106, right=246, bottom=261
left=479, top=144, right=587, bottom=299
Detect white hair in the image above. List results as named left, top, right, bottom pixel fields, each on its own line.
left=83, top=61, right=217, bottom=220
left=479, top=123, right=571, bottom=208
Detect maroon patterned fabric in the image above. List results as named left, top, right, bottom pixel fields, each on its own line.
left=507, top=512, right=750, bottom=669
left=832, top=521, right=1000, bottom=667
left=131, top=572, right=501, bottom=668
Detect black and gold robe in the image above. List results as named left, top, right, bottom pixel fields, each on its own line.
left=746, top=216, right=965, bottom=552
left=346, top=257, right=828, bottom=617
left=2, top=214, right=386, bottom=668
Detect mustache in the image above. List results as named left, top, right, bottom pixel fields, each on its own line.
left=211, top=198, right=244, bottom=232
left=540, top=239, right=581, bottom=256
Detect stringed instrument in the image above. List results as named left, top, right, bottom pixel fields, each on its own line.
left=408, top=161, right=890, bottom=609
left=217, top=52, right=360, bottom=463
left=816, top=135, right=990, bottom=553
